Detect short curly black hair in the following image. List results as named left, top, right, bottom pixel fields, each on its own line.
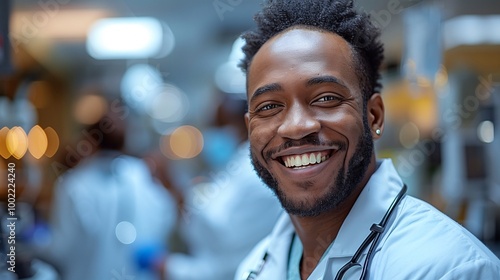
left=240, top=0, right=384, bottom=102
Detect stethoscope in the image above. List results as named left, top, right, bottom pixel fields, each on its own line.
left=244, top=184, right=407, bottom=280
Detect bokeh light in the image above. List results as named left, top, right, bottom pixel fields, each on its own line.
left=87, top=17, right=170, bottom=60
left=74, top=95, right=108, bottom=125
left=6, top=126, right=29, bottom=160
left=0, top=127, right=10, bottom=159
left=147, top=84, right=189, bottom=123
left=115, top=221, right=137, bottom=245
left=399, top=122, right=420, bottom=149
left=44, top=127, right=60, bottom=158
left=160, top=126, right=203, bottom=159
left=214, top=37, right=246, bottom=96
left=28, top=125, right=48, bottom=159
left=121, top=64, right=163, bottom=113
left=477, top=120, right=494, bottom=144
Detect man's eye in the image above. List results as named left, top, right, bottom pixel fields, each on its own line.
left=257, top=104, right=280, bottom=112
left=316, top=96, right=340, bottom=102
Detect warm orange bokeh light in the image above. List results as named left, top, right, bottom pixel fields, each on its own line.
left=28, top=125, right=49, bottom=159
left=0, top=127, right=10, bottom=159
left=74, top=95, right=108, bottom=125
left=44, top=127, right=60, bottom=158
left=161, top=126, right=204, bottom=160
left=6, top=126, right=28, bottom=160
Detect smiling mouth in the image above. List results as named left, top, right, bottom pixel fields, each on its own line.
left=281, top=151, right=332, bottom=169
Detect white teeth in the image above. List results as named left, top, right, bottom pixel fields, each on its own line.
left=302, top=154, right=310, bottom=165
left=282, top=152, right=330, bottom=168
left=309, top=153, right=316, bottom=164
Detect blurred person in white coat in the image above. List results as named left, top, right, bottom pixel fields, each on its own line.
left=153, top=94, right=282, bottom=280
left=34, top=103, right=177, bottom=280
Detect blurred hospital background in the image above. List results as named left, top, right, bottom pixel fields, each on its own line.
left=0, top=0, right=499, bottom=279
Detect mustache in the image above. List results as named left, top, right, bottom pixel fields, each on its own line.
left=264, top=134, right=346, bottom=160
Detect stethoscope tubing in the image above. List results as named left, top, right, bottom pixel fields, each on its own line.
left=335, top=184, right=407, bottom=280
left=245, top=184, right=408, bottom=280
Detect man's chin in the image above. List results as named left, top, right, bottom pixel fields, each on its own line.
left=281, top=199, right=328, bottom=217
left=274, top=182, right=342, bottom=217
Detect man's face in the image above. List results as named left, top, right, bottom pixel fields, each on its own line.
left=246, top=28, right=374, bottom=217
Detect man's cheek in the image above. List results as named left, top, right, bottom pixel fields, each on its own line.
left=248, top=129, right=261, bottom=144
left=249, top=123, right=274, bottom=142
left=249, top=128, right=266, bottom=149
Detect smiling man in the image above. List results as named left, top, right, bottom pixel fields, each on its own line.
left=234, top=0, right=500, bottom=279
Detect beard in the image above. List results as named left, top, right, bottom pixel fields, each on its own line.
left=250, top=117, right=374, bottom=217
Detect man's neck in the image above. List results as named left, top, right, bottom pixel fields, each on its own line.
left=290, top=189, right=359, bottom=279
left=290, top=156, right=377, bottom=279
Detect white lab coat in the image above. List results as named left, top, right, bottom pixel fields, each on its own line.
left=166, top=142, right=283, bottom=280
left=40, top=152, right=177, bottom=280
left=235, top=159, right=500, bottom=280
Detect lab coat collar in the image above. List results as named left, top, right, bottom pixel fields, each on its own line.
left=263, top=159, right=404, bottom=274
left=263, top=212, right=295, bottom=276
left=329, top=158, right=404, bottom=257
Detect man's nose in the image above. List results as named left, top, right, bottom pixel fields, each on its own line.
left=277, top=104, right=320, bottom=140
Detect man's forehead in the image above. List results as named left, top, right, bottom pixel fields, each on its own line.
left=248, top=28, right=354, bottom=72
left=244, top=27, right=361, bottom=102
left=248, top=28, right=355, bottom=78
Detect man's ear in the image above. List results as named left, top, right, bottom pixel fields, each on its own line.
left=244, top=112, right=250, bottom=132
left=367, top=93, right=385, bottom=140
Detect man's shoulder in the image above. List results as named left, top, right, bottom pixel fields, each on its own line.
left=391, top=196, right=494, bottom=253
left=374, top=195, right=500, bottom=278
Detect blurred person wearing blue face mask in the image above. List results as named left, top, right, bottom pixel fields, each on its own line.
left=200, top=95, right=246, bottom=170
left=151, top=93, right=283, bottom=280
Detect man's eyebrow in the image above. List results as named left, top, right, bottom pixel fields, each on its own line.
left=306, top=75, right=348, bottom=88
left=250, top=83, right=282, bottom=103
